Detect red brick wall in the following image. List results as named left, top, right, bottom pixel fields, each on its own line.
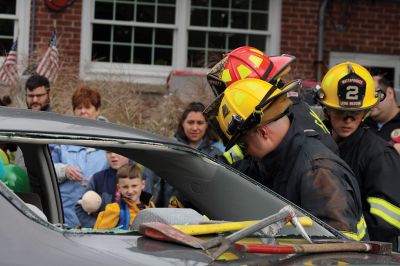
left=31, top=0, right=399, bottom=83
left=281, top=0, right=400, bottom=81
left=33, top=0, right=82, bottom=78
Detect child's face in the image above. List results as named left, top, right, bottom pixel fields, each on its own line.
left=117, top=178, right=144, bottom=204
left=106, top=152, right=129, bottom=170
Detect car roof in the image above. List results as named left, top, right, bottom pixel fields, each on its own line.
left=0, top=106, right=180, bottom=145
left=0, top=106, right=337, bottom=229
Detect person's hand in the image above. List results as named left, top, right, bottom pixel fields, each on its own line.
left=65, top=165, right=84, bottom=181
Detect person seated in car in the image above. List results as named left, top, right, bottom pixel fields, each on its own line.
left=94, top=163, right=155, bottom=230
left=75, top=151, right=129, bottom=228
left=76, top=151, right=155, bottom=228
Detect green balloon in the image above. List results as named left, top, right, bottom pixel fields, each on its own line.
left=0, top=149, right=9, bottom=165
left=0, top=164, right=30, bottom=192
left=0, top=158, right=5, bottom=179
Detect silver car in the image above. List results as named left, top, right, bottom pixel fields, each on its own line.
left=0, top=106, right=399, bottom=265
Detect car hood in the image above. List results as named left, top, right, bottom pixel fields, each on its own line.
left=66, top=233, right=400, bottom=265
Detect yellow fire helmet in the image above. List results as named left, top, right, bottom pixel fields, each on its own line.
left=317, top=61, right=382, bottom=110
left=205, top=78, right=301, bottom=150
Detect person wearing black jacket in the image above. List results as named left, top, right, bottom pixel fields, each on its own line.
left=365, top=76, right=400, bottom=140
left=364, top=76, right=400, bottom=154
left=316, top=62, right=400, bottom=251
left=207, top=78, right=366, bottom=241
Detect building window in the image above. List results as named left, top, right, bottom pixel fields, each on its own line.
left=0, top=0, right=30, bottom=69
left=188, top=0, right=270, bottom=68
left=81, top=0, right=281, bottom=84
left=329, top=52, right=400, bottom=90
left=91, top=0, right=176, bottom=66
left=0, top=0, right=16, bottom=52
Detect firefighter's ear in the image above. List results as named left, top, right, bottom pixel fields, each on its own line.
left=257, top=125, right=271, bottom=139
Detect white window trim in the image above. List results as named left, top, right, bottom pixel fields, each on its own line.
left=330, top=51, right=400, bottom=89
left=80, top=0, right=282, bottom=85
left=0, top=1, right=31, bottom=74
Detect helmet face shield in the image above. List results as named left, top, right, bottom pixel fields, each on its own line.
left=207, top=74, right=227, bottom=97
left=207, top=57, right=228, bottom=97
left=224, top=110, right=262, bottom=150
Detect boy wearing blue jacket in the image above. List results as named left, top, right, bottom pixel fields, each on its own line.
left=75, top=152, right=129, bottom=227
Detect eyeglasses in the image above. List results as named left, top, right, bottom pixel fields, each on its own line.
left=328, top=108, right=364, bottom=121
left=376, top=87, right=386, bottom=102
left=26, top=93, right=48, bottom=99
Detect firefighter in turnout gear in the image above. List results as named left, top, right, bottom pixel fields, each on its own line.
left=207, top=77, right=366, bottom=240
left=206, top=46, right=338, bottom=169
left=317, top=61, right=400, bottom=251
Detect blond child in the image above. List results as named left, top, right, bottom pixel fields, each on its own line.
left=94, top=164, right=154, bottom=229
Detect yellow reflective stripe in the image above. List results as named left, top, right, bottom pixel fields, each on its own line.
left=309, top=108, right=330, bottom=134
left=340, top=215, right=367, bottom=241
left=248, top=55, right=263, bottom=68
left=223, top=145, right=244, bottom=165
left=221, top=69, right=232, bottom=83
left=223, top=151, right=233, bottom=164
left=237, top=64, right=252, bottom=80
left=231, top=145, right=244, bottom=161
left=357, top=215, right=367, bottom=240
left=367, top=197, right=400, bottom=229
left=249, top=48, right=264, bottom=55
left=341, top=231, right=359, bottom=241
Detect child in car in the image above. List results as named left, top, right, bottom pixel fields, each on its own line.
left=75, top=151, right=129, bottom=228
left=94, top=163, right=154, bottom=230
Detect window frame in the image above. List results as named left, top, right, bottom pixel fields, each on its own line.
left=80, top=0, right=282, bottom=85
left=329, top=51, right=400, bottom=89
left=0, top=0, right=31, bottom=72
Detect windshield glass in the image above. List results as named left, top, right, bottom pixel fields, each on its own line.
left=0, top=138, right=342, bottom=241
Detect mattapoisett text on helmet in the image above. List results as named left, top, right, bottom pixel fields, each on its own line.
left=317, top=62, right=381, bottom=110
left=207, top=46, right=296, bottom=97
left=206, top=78, right=301, bottom=151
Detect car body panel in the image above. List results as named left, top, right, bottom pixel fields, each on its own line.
left=0, top=106, right=399, bottom=265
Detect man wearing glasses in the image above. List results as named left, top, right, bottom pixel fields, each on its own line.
left=25, top=75, right=51, bottom=111
left=365, top=76, right=400, bottom=154
left=316, top=62, right=400, bottom=251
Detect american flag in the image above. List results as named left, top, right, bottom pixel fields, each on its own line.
left=36, top=29, right=59, bottom=82
left=0, top=40, right=19, bottom=86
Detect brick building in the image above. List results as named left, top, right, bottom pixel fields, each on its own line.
left=1, top=0, right=399, bottom=91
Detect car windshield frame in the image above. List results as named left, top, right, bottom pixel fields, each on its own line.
left=0, top=132, right=344, bottom=240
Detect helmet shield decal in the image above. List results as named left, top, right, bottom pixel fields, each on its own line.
left=337, top=72, right=366, bottom=108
